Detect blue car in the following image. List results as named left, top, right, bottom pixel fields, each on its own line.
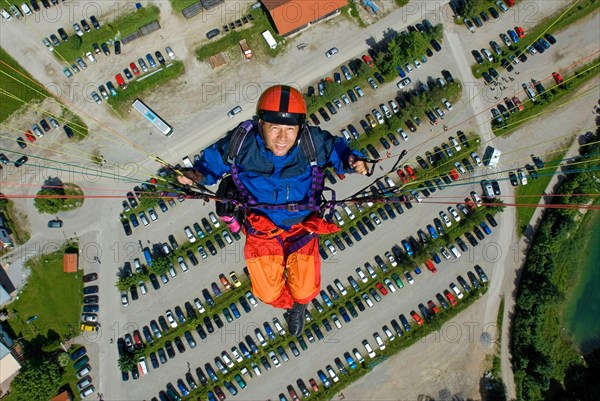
left=538, top=38, right=551, bottom=49
left=238, top=342, right=251, bottom=359
left=320, top=290, right=333, bottom=307
left=401, top=239, right=413, bottom=256
left=507, top=29, right=519, bottom=43
left=399, top=314, right=411, bottom=332
left=427, top=224, right=438, bottom=239
left=238, top=297, right=251, bottom=313
left=230, top=303, right=241, bottom=319
left=344, top=352, right=357, bottom=369
left=480, top=221, right=492, bottom=235
left=177, top=381, right=190, bottom=396
left=129, top=213, right=139, bottom=227
left=396, top=65, right=406, bottom=78
left=146, top=53, right=156, bottom=68
left=205, top=364, right=218, bottom=381
left=318, top=369, right=331, bottom=387
left=263, top=322, right=276, bottom=341
left=339, top=307, right=351, bottom=323
left=432, top=253, right=442, bottom=264
left=349, top=226, right=362, bottom=242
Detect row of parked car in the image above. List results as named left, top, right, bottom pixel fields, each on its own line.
left=43, top=15, right=101, bottom=51
left=69, top=345, right=97, bottom=398
left=2, top=0, right=65, bottom=21
left=462, top=0, right=514, bottom=33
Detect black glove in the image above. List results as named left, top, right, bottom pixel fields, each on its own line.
left=215, top=176, right=239, bottom=217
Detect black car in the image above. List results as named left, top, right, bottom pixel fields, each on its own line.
left=83, top=295, right=98, bottom=304
left=83, top=285, right=98, bottom=294
left=205, top=240, right=217, bottom=256
left=374, top=71, right=385, bottom=84
left=430, top=39, right=442, bottom=52
left=164, top=341, right=176, bottom=358
left=121, top=219, right=132, bottom=236
left=186, top=250, right=198, bottom=266
left=457, top=130, right=469, bottom=147
left=214, top=234, right=225, bottom=249
left=465, top=232, right=479, bottom=246
left=206, top=28, right=220, bottom=39
left=405, top=120, right=417, bottom=132
left=473, top=226, right=485, bottom=240
left=472, top=50, right=484, bottom=64
left=544, top=33, right=556, bottom=45
left=40, top=119, right=51, bottom=131
left=90, top=15, right=100, bottom=29
left=489, top=7, right=500, bottom=19
left=114, top=40, right=121, bottom=55
left=491, top=180, right=501, bottom=195
left=456, top=237, right=469, bottom=253
left=360, top=120, right=372, bottom=134
left=63, top=125, right=74, bottom=138
left=532, top=155, right=544, bottom=169
left=99, top=42, right=110, bottom=56
left=318, top=108, right=330, bottom=122
left=30, top=0, right=40, bottom=11
left=325, top=102, right=337, bottom=115
left=347, top=89, right=358, bottom=103
left=379, top=137, right=391, bottom=150
left=16, top=137, right=27, bottom=149
left=57, top=28, right=68, bottom=41
left=309, top=113, right=320, bottom=125
left=174, top=336, right=186, bottom=353
left=457, top=275, right=472, bottom=293
left=155, top=51, right=166, bottom=65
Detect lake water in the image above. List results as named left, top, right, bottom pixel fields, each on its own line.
left=564, top=211, right=600, bottom=354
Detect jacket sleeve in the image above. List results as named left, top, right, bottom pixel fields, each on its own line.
left=193, top=135, right=231, bottom=186
left=311, top=127, right=364, bottom=174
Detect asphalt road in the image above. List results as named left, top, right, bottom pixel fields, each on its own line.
left=1, top=0, right=598, bottom=400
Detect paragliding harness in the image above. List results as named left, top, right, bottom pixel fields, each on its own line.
left=217, top=120, right=333, bottom=257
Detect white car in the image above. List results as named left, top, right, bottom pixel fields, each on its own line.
left=268, top=350, right=281, bottom=367
left=353, top=348, right=364, bottom=363
left=324, top=239, right=337, bottom=255
left=227, top=106, right=242, bottom=118
left=177, top=256, right=188, bottom=272
left=334, top=279, right=348, bottom=296
left=373, top=332, right=386, bottom=350
left=86, top=51, right=96, bottom=64
left=450, top=282, right=464, bottom=299
left=383, top=325, right=395, bottom=341
left=20, top=3, right=32, bottom=16
left=333, top=210, right=345, bottom=226
left=231, top=347, right=243, bottom=363
left=325, top=47, right=339, bottom=58
left=448, top=206, right=461, bottom=222
left=331, top=313, right=343, bottom=329
left=246, top=291, right=258, bottom=307
left=372, top=109, right=384, bottom=124
left=121, top=292, right=128, bottom=306
left=81, top=314, right=97, bottom=323
left=471, top=152, right=482, bottom=166
left=362, top=339, right=376, bottom=358
left=383, top=278, right=396, bottom=293
left=413, top=59, right=422, bottom=68
left=470, top=191, right=482, bottom=207
left=73, top=23, right=84, bottom=36
left=517, top=168, right=528, bottom=185
left=482, top=48, right=494, bottom=62
left=397, top=77, right=412, bottom=89
left=273, top=317, right=286, bottom=335
left=437, top=212, right=451, bottom=227
left=449, top=137, right=461, bottom=151
left=255, top=329, right=267, bottom=347
left=223, top=231, right=233, bottom=244
left=440, top=246, right=451, bottom=260
left=182, top=156, right=193, bottom=168
left=209, top=212, right=220, bottom=227
left=342, top=204, right=355, bottom=220
left=340, top=94, right=350, bottom=105
left=384, top=251, right=397, bottom=267
left=362, top=293, right=374, bottom=308
left=404, top=63, right=413, bottom=72
left=222, top=351, right=235, bottom=368
left=384, top=176, right=395, bottom=188
left=165, top=310, right=178, bottom=328
left=184, top=226, right=196, bottom=243
left=380, top=103, right=392, bottom=119
left=389, top=100, right=399, bottom=114
left=397, top=128, right=408, bottom=141
left=369, top=212, right=381, bottom=226
left=194, top=298, right=206, bottom=313
left=341, top=129, right=351, bottom=142
left=454, top=161, right=466, bottom=174
left=441, top=98, right=453, bottom=110
left=448, top=244, right=462, bottom=259
left=138, top=281, right=147, bottom=295
left=1, top=9, right=12, bottom=20
left=355, top=267, right=368, bottom=283
left=434, top=106, right=445, bottom=119
left=165, top=46, right=176, bottom=60
left=148, top=208, right=158, bottom=221
left=326, top=365, right=340, bottom=382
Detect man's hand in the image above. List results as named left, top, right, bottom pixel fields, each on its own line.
left=176, top=169, right=203, bottom=186
left=348, top=155, right=368, bottom=175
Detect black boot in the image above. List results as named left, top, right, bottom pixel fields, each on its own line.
left=286, top=302, right=307, bottom=336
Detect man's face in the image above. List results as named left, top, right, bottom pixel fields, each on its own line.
left=261, top=121, right=300, bottom=157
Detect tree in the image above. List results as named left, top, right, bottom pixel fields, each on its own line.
left=33, top=189, right=65, bottom=214
left=150, top=255, right=171, bottom=275
left=7, top=359, right=61, bottom=401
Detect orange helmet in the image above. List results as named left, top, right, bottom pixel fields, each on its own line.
left=256, top=85, right=307, bottom=126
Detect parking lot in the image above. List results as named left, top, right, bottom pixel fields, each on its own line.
left=2, top=0, right=599, bottom=399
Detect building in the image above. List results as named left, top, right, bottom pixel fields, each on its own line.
left=261, top=0, right=348, bottom=37
left=0, top=342, right=21, bottom=394
left=63, top=252, right=78, bottom=273
left=51, top=390, right=74, bottom=401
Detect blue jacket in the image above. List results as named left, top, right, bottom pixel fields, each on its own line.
left=194, top=121, right=362, bottom=229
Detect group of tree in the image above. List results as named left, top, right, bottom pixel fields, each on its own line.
left=511, top=133, right=600, bottom=399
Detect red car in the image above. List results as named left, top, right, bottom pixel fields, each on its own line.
left=375, top=282, right=388, bottom=296
left=129, top=62, right=140, bottom=75
left=397, top=169, right=409, bottom=184
left=362, top=54, right=374, bottom=68
left=219, top=274, right=232, bottom=290
left=515, top=26, right=525, bottom=38
left=444, top=289, right=457, bottom=306
left=410, top=310, right=423, bottom=325
left=425, top=259, right=437, bottom=273
left=404, top=165, right=417, bottom=180
left=115, top=73, right=127, bottom=89
left=512, top=96, right=524, bottom=111
left=24, top=131, right=37, bottom=142
left=309, top=378, right=319, bottom=392
left=552, top=72, right=563, bottom=85
left=448, top=169, right=459, bottom=181
left=427, top=300, right=439, bottom=315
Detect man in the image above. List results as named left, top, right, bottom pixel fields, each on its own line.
left=178, top=85, right=367, bottom=335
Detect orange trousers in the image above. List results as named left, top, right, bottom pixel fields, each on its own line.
left=243, top=213, right=339, bottom=309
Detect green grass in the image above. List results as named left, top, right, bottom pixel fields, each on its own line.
left=53, top=5, right=161, bottom=63
left=8, top=243, right=83, bottom=344
left=170, top=0, right=200, bottom=13
left=0, top=47, right=49, bottom=122
left=195, top=7, right=282, bottom=61
left=493, top=62, right=600, bottom=137
left=106, top=61, right=185, bottom=110
left=454, top=0, right=498, bottom=25
left=515, top=151, right=569, bottom=234
left=471, top=0, right=599, bottom=77
left=63, top=183, right=84, bottom=209
left=0, top=198, right=30, bottom=246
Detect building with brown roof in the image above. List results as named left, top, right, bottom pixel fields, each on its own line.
left=261, top=0, right=348, bottom=37
left=63, top=252, right=78, bottom=273
left=51, top=390, right=74, bottom=401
